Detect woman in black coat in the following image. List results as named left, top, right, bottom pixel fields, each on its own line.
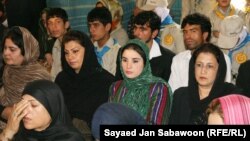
left=55, top=30, right=115, bottom=129
left=169, top=43, right=243, bottom=124
left=236, top=60, right=250, bottom=97
left=0, top=80, right=85, bottom=141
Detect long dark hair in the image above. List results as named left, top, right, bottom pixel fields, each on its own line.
left=2, top=26, right=25, bottom=56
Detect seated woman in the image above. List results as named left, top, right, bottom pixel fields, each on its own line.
left=109, top=39, right=172, bottom=125
left=169, top=43, right=243, bottom=124
left=55, top=30, right=115, bottom=136
left=0, top=26, right=51, bottom=129
left=207, top=94, right=250, bottom=125
left=0, top=80, right=85, bottom=141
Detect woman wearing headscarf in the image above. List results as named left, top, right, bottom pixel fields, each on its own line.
left=0, top=26, right=51, bottom=129
left=0, top=80, right=85, bottom=141
left=55, top=30, right=114, bottom=136
left=207, top=94, right=250, bottom=125
left=109, top=39, right=172, bottom=125
left=169, top=43, right=243, bottom=125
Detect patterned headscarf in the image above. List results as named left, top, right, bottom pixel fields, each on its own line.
left=119, top=39, right=172, bottom=117
left=0, top=26, right=51, bottom=106
left=218, top=94, right=250, bottom=124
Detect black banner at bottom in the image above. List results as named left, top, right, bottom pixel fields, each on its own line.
left=100, top=125, right=250, bottom=140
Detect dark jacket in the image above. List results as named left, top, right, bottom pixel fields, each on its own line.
left=169, top=46, right=243, bottom=124
left=170, top=83, right=242, bottom=124
left=55, top=32, right=115, bottom=125
left=236, top=60, right=250, bottom=97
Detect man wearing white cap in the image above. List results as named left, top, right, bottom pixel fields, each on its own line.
left=137, top=0, right=185, bottom=54
left=209, top=0, right=245, bottom=45
left=218, top=15, right=250, bottom=83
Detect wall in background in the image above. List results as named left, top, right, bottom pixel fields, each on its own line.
left=47, top=0, right=135, bottom=34
left=46, top=0, right=182, bottom=33
left=170, top=0, right=182, bottom=24
left=47, top=0, right=95, bottom=33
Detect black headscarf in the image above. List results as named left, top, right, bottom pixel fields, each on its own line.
left=188, top=43, right=241, bottom=124
left=15, top=80, right=84, bottom=141
left=188, top=43, right=226, bottom=110
left=55, top=30, right=114, bottom=125
left=61, top=30, right=101, bottom=79
left=236, top=60, right=250, bottom=97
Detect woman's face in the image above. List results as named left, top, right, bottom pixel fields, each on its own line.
left=64, top=41, right=85, bottom=73
left=217, top=0, right=231, bottom=8
left=3, top=38, right=24, bottom=66
left=208, top=112, right=224, bottom=125
left=22, top=94, right=51, bottom=131
left=121, top=48, right=144, bottom=79
left=41, top=13, right=47, bottom=28
left=195, top=52, right=219, bottom=89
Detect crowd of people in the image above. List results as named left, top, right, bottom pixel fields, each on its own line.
left=0, top=0, right=249, bottom=141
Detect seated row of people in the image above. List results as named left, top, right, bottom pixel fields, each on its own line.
left=92, top=94, right=250, bottom=140
left=0, top=5, right=250, bottom=141
left=36, top=5, right=249, bottom=96
left=0, top=25, right=249, bottom=141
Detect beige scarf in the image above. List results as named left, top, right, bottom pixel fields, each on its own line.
left=0, top=27, right=51, bottom=106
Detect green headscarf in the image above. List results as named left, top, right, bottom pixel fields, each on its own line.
left=119, top=39, right=172, bottom=117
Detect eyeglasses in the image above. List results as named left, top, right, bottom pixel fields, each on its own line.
left=195, top=63, right=217, bottom=71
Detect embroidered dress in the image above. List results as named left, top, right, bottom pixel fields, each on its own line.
left=109, top=39, right=172, bottom=124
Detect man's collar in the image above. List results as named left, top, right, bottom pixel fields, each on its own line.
left=149, top=40, right=162, bottom=60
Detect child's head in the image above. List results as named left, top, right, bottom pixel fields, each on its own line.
left=207, top=94, right=250, bottom=125
left=87, top=7, right=112, bottom=42
left=46, top=8, right=69, bottom=39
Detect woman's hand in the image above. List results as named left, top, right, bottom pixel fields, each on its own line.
left=1, top=100, right=29, bottom=140
left=45, top=53, right=53, bottom=67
